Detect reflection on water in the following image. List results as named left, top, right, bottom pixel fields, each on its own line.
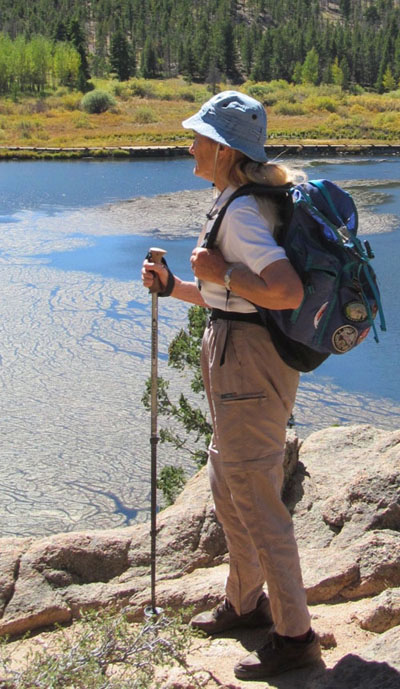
left=0, top=157, right=399, bottom=539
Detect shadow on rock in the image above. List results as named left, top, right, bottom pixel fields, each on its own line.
left=309, top=653, right=400, bottom=689
left=282, top=459, right=308, bottom=513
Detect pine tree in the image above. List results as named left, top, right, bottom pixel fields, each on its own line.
left=141, top=37, right=158, bottom=78
left=110, top=28, right=133, bottom=80
left=382, top=64, right=396, bottom=91
left=67, top=18, right=91, bottom=91
left=331, top=57, right=343, bottom=87
left=339, top=56, right=350, bottom=90
left=301, top=47, right=319, bottom=84
left=292, top=61, right=303, bottom=84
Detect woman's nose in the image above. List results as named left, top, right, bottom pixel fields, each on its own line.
left=189, top=142, right=195, bottom=155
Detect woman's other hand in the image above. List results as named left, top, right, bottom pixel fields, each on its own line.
left=190, top=247, right=228, bottom=284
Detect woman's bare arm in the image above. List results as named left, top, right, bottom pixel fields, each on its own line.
left=141, top=259, right=207, bottom=307
left=190, top=248, right=303, bottom=310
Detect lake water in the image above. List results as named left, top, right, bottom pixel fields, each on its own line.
left=1, top=156, right=400, bottom=538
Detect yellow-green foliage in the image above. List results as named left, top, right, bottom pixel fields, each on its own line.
left=133, top=105, right=157, bottom=123
left=1, top=77, right=400, bottom=151
left=60, top=93, right=82, bottom=111
left=303, top=95, right=338, bottom=112
left=273, top=100, right=307, bottom=116
left=127, top=77, right=208, bottom=103
left=349, top=94, right=400, bottom=112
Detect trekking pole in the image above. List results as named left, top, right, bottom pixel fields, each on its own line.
left=145, top=247, right=166, bottom=618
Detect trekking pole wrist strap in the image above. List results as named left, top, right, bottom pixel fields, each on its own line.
left=158, top=258, right=175, bottom=297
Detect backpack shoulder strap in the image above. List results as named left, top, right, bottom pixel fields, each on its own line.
left=204, top=183, right=292, bottom=249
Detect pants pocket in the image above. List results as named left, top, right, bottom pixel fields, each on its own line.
left=214, top=393, right=286, bottom=462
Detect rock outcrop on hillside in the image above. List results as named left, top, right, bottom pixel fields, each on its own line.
left=1, top=424, right=399, bottom=688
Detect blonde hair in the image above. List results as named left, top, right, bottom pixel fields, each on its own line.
left=226, top=152, right=306, bottom=187
left=219, top=149, right=307, bottom=233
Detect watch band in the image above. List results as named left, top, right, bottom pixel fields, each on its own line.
left=224, top=266, right=234, bottom=291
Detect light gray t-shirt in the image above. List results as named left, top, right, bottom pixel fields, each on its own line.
left=198, top=185, right=288, bottom=313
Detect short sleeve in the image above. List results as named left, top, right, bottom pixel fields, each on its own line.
left=217, top=195, right=288, bottom=276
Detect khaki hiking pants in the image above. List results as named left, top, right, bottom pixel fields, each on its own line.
left=201, top=318, right=311, bottom=637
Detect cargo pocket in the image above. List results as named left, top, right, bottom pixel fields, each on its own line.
left=214, top=392, right=283, bottom=462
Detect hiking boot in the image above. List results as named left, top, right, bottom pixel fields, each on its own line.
left=190, top=593, right=272, bottom=635
left=234, top=629, right=321, bottom=680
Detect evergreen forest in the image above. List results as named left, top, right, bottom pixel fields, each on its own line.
left=1, top=0, right=400, bottom=95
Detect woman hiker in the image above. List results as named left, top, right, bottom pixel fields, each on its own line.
left=141, top=90, right=321, bottom=680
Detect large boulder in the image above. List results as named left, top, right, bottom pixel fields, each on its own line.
left=286, top=425, right=400, bottom=603
left=0, top=425, right=399, bottom=653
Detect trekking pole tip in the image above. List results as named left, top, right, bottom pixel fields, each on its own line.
left=144, top=605, right=164, bottom=618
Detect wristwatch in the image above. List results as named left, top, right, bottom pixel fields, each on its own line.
left=224, top=266, right=234, bottom=291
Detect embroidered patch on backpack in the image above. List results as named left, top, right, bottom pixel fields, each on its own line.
left=332, top=325, right=358, bottom=352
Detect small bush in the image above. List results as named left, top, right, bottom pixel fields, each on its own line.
left=353, top=94, right=400, bottom=112
left=349, top=103, right=367, bottom=115
left=112, top=81, right=131, bottom=100
left=133, top=105, right=157, bottom=123
left=81, top=89, right=116, bottom=114
left=244, top=82, right=274, bottom=102
left=61, top=93, right=82, bottom=111
left=157, top=465, right=186, bottom=506
left=273, top=100, right=307, bottom=115
left=304, top=95, right=338, bottom=112
left=73, top=113, right=93, bottom=129
left=17, top=120, right=35, bottom=138
left=179, top=88, right=196, bottom=102
left=130, top=78, right=156, bottom=98
left=152, top=83, right=175, bottom=100
left=373, top=111, right=400, bottom=128
left=0, top=607, right=201, bottom=689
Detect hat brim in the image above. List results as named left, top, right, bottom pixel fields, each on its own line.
left=182, top=113, right=268, bottom=163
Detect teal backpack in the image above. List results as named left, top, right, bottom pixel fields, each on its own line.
left=205, top=179, right=386, bottom=372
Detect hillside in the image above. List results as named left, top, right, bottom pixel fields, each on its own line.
left=0, top=0, right=400, bottom=91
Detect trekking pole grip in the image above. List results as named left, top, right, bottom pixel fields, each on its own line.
left=148, top=247, right=167, bottom=294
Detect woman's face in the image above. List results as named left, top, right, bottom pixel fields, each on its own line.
left=189, top=133, right=219, bottom=182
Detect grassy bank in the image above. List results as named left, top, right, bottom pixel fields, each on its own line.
left=1, top=77, right=400, bottom=156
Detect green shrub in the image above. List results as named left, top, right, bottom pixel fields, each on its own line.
left=152, top=83, right=175, bottom=100
left=130, top=78, right=156, bottom=98
left=268, top=79, right=291, bottom=90
left=0, top=607, right=201, bottom=689
left=304, top=95, right=338, bottom=112
left=178, top=88, right=196, bottom=102
left=244, top=82, right=274, bottom=102
left=17, top=120, right=37, bottom=138
left=133, top=105, right=157, bottom=123
left=273, top=100, right=307, bottom=115
left=157, top=465, right=186, bottom=506
left=81, top=89, right=116, bottom=114
left=61, top=93, right=82, bottom=111
left=352, top=94, right=400, bottom=112
left=373, top=111, right=400, bottom=128
left=112, top=81, right=131, bottom=100
left=73, top=112, right=93, bottom=129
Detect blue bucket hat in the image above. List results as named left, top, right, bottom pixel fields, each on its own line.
left=182, top=90, right=267, bottom=163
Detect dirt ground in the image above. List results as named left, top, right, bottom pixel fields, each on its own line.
left=1, top=598, right=381, bottom=689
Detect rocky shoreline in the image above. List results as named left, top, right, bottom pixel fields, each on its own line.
left=1, top=424, right=399, bottom=688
